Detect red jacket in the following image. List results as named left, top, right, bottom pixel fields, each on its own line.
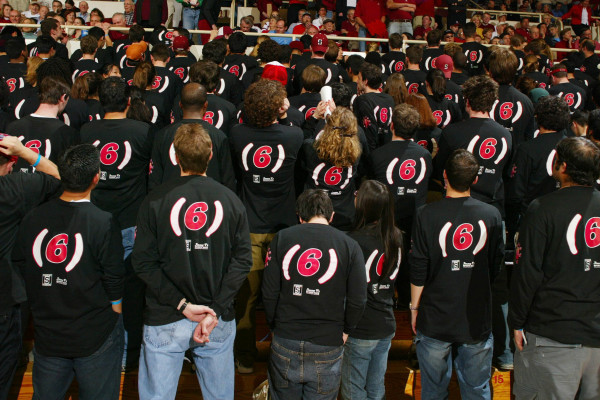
left=562, top=4, right=597, bottom=25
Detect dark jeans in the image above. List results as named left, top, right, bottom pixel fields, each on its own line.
left=32, top=317, right=124, bottom=400
left=0, top=305, right=21, bottom=400
left=268, top=334, right=344, bottom=400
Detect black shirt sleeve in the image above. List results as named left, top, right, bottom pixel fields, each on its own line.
left=262, top=233, right=281, bottom=328
left=344, top=241, right=368, bottom=333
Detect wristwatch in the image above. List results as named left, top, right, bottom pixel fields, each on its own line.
left=409, top=302, right=418, bottom=311
left=178, top=301, right=189, bottom=315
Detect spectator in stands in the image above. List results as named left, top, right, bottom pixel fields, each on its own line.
left=51, top=0, right=62, bottom=14
left=341, top=7, right=359, bottom=39
left=555, top=28, right=575, bottom=61
left=110, top=13, right=129, bottom=42
left=313, top=6, right=329, bottom=28
left=411, top=148, right=503, bottom=400
left=545, top=23, right=559, bottom=47
left=134, top=0, right=168, bottom=29
left=553, top=2, right=566, bottom=18
left=287, top=8, right=306, bottom=32
left=414, top=14, right=432, bottom=39
left=180, top=0, right=202, bottom=32
left=230, top=79, right=303, bottom=374
left=22, top=3, right=40, bottom=21
left=561, top=0, right=597, bottom=36
left=515, top=16, right=531, bottom=41
left=270, top=19, right=292, bottom=45
left=355, top=0, right=386, bottom=52
left=579, top=28, right=600, bottom=50
left=287, top=0, right=308, bottom=26
left=76, top=1, right=89, bottom=22
left=38, top=5, right=48, bottom=21
left=509, top=137, right=600, bottom=400
left=386, top=0, right=416, bottom=36
left=13, top=143, right=125, bottom=400
left=123, top=0, right=134, bottom=26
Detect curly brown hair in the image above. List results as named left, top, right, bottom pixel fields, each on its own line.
left=383, top=73, right=408, bottom=105
left=462, top=75, right=498, bottom=112
left=244, top=79, right=286, bottom=128
left=314, top=107, right=361, bottom=167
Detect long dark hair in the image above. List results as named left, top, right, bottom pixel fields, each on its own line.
left=426, top=69, right=446, bottom=102
left=352, top=180, right=402, bottom=279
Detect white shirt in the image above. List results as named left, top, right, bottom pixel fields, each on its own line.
left=582, top=7, right=589, bottom=25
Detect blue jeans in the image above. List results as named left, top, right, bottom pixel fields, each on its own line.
left=388, top=21, right=413, bottom=36
left=32, top=317, right=124, bottom=400
left=340, top=334, right=393, bottom=400
left=358, top=27, right=367, bottom=52
left=183, top=7, right=201, bottom=30
left=138, top=317, right=236, bottom=400
left=415, top=331, right=493, bottom=400
left=268, top=335, right=344, bottom=400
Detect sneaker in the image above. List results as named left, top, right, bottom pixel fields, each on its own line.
left=493, top=361, right=514, bottom=371
left=236, top=360, right=254, bottom=374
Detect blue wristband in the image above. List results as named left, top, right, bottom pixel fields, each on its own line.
left=32, top=153, right=41, bottom=168
left=111, top=299, right=122, bottom=305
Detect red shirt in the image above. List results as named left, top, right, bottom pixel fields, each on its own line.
left=414, top=25, right=432, bottom=38
left=356, top=0, right=386, bottom=25
left=341, top=20, right=359, bottom=36
left=554, top=39, right=570, bottom=61
left=388, top=0, right=415, bottom=20
left=515, top=27, right=531, bottom=42
left=415, top=0, right=434, bottom=16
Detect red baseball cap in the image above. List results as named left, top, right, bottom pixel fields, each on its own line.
left=311, top=33, right=328, bottom=53
left=435, top=54, right=453, bottom=79
left=172, top=35, right=190, bottom=51
left=262, top=62, right=288, bottom=87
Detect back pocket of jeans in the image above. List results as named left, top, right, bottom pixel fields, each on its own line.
left=144, top=324, right=175, bottom=348
left=209, top=319, right=234, bottom=343
left=316, top=351, right=343, bottom=395
left=269, top=347, right=291, bottom=389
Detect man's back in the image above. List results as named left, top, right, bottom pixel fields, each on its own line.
left=230, top=123, right=303, bottom=233
left=382, top=51, right=406, bottom=75
left=80, top=118, right=151, bottom=229
left=223, top=54, right=259, bottom=80
left=547, top=82, right=587, bottom=112
left=435, top=118, right=513, bottom=214
left=490, top=84, right=536, bottom=146
left=354, top=92, right=394, bottom=151
left=410, top=196, right=504, bottom=343
left=12, top=198, right=124, bottom=357
left=133, top=175, right=252, bottom=325
left=509, top=186, right=600, bottom=346
left=6, top=115, right=78, bottom=172
left=262, top=222, right=367, bottom=346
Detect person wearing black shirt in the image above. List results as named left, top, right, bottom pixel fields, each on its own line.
left=382, top=34, right=407, bottom=75
left=202, top=39, right=244, bottom=106
left=72, top=35, right=101, bottom=81
left=132, top=123, right=252, bottom=399
left=580, top=38, right=600, bottom=81
left=340, top=180, right=402, bottom=400
left=509, top=137, right=600, bottom=400
left=435, top=75, right=513, bottom=217
left=410, top=149, right=504, bottom=400
left=27, top=19, right=68, bottom=61
left=13, top=144, right=126, bottom=400
left=461, top=23, right=488, bottom=76
left=419, top=30, right=444, bottom=72
left=6, top=76, right=78, bottom=174
left=354, top=63, right=394, bottom=151
left=1, top=38, right=28, bottom=96
left=485, top=47, right=536, bottom=147
left=424, top=69, right=463, bottom=129
left=293, top=33, right=344, bottom=95
left=0, top=136, right=60, bottom=400
left=229, top=80, right=304, bottom=373
left=223, top=32, right=259, bottom=81
left=547, top=64, right=587, bottom=112
left=263, top=189, right=366, bottom=400
left=150, top=83, right=235, bottom=191
left=168, top=35, right=196, bottom=85
left=150, top=43, right=182, bottom=109
left=289, top=65, right=324, bottom=123
left=402, top=45, right=427, bottom=95
left=70, top=27, right=113, bottom=69
left=300, top=107, right=361, bottom=230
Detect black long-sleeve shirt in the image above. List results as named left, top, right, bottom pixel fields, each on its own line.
left=347, top=227, right=400, bottom=340
left=80, top=118, right=152, bottom=229
left=149, top=119, right=235, bottom=192
left=435, top=117, right=513, bottom=216
left=410, top=197, right=504, bottom=343
left=12, top=199, right=125, bottom=358
left=509, top=186, right=600, bottom=347
left=354, top=92, right=395, bottom=151
left=490, top=84, right=536, bottom=147
left=132, top=175, right=252, bottom=324
left=262, top=223, right=367, bottom=346
left=0, top=172, right=61, bottom=313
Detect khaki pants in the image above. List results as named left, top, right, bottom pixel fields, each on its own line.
left=234, top=232, right=275, bottom=368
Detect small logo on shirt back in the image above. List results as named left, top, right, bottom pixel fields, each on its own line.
left=100, top=171, right=107, bottom=180
left=56, top=277, right=67, bottom=286
left=253, top=175, right=260, bottom=183
left=194, top=243, right=209, bottom=250
left=584, top=259, right=591, bottom=271
left=42, top=274, right=52, bottom=286
left=451, top=260, right=460, bottom=271
left=293, top=284, right=303, bottom=296
left=397, top=187, right=405, bottom=195
left=186, top=240, right=191, bottom=252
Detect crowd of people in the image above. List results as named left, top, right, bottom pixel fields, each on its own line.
left=0, top=1, right=599, bottom=400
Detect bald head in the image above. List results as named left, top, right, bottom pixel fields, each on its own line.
left=181, top=83, right=208, bottom=112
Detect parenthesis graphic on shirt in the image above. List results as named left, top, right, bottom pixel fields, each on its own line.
left=546, top=149, right=557, bottom=176
left=32, top=229, right=83, bottom=272
left=169, top=143, right=177, bottom=165
left=169, top=197, right=223, bottom=238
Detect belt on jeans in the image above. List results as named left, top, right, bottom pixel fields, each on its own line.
left=390, top=19, right=412, bottom=22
